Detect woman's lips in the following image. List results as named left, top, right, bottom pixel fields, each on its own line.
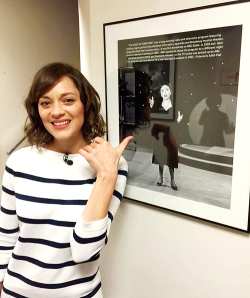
left=51, top=120, right=71, bottom=129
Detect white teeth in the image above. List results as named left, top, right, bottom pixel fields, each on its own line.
left=53, top=121, right=70, bottom=126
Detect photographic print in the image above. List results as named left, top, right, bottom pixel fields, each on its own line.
left=119, top=60, right=175, bottom=120
left=104, top=1, right=250, bottom=231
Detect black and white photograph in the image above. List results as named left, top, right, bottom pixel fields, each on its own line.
left=104, top=2, right=250, bottom=231
left=118, top=25, right=241, bottom=209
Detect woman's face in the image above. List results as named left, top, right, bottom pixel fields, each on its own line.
left=160, top=85, right=171, bottom=100
left=38, top=76, right=85, bottom=144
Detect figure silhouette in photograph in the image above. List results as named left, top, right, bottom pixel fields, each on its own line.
left=119, top=77, right=134, bottom=97
left=149, top=83, right=181, bottom=191
left=148, top=64, right=165, bottom=113
left=199, top=93, right=235, bottom=147
left=118, top=75, right=136, bottom=126
left=134, top=70, right=152, bottom=127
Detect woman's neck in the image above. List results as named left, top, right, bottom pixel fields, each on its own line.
left=48, top=137, right=89, bottom=154
left=162, top=98, right=172, bottom=111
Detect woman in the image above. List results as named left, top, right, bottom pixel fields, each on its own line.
left=150, top=83, right=178, bottom=190
left=151, top=123, right=178, bottom=190
left=159, top=84, right=172, bottom=112
left=149, top=83, right=172, bottom=113
left=0, top=62, right=132, bottom=297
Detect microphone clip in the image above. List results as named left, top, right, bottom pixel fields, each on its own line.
left=63, top=153, right=73, bottom=166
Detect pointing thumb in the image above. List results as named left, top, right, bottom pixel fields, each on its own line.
left=116, top=136, right=133, bottom=156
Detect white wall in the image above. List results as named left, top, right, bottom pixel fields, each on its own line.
left=0, top=0, right=80, bottom=179
left=78, top=0, right=91, bottom=81
left=81, top=1, right=250, bottom=298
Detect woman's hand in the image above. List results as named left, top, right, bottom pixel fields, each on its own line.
left=149, top=96, right=154, bottom=108
left=79, top=136, right=133, bottom=179
left=79, top=136, right=133, bottom=222
left=177, top=111, right=183, bottom=123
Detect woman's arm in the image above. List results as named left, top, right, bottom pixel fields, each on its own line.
left=79, top=137, right=131, bottom=222
left=69, top=137, right=131, bottom=262
left=0, top=156, right=20, bottom=283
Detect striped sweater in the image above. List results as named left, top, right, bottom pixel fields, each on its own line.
left=0, top=147, right=127, bottom=298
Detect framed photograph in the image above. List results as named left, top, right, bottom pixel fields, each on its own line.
left=104, top=1, right=250, bottom=232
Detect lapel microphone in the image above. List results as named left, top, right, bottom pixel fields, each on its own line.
left=63, top=153, right=73, bottom=166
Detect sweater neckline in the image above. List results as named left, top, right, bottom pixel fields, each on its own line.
left=38, top=147, right=81, bottom=158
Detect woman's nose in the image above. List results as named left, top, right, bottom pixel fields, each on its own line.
left=51, top=102, right=65, bottom=117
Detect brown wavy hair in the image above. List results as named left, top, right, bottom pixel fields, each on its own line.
left=24, top=62, right=106, bottom=148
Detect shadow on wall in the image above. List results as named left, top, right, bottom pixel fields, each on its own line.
left=199, top=93, right=235, bottom=147
left=189, top=93, right=236, bottom=148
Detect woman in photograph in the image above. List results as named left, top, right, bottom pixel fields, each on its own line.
left=149, top=83, right=179, bottom=190
left=151, top=123, right=178, bottom=190
left=159, top=84, right=172, bottom=112
left=149, top=83, right=173, bottom=113
left=0, top=62, right=132, bottom=298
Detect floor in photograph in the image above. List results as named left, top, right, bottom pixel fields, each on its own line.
left=123, top=147, right=232, bottom=209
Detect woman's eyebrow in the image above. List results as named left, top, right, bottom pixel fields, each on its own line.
left=40, top=92, right=77, bottom=100
left=40, top=95, right=51, bottom=99
left=60, top=92, right=77, bottom=98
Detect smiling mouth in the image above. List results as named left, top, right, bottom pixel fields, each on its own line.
left=52, top=120, right=71, bottom=126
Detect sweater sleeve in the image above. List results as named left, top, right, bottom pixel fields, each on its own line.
left=0, top=158, right=20, bottom=282
left=70, top=156, right=128, bottom=263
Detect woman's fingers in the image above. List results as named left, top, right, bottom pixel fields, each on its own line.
left=79, top=148, right=91, bottom=160
left=82, top=137, right=133, bottom=158
left=90, top=142, right=97, bottom=149
left=84, top=145, right=94, bottom=153
left=116, top=136, right=133, bottom=156
left=93, top=137, right=104, bottom=144
left=79, top=136, right=133, bottom=176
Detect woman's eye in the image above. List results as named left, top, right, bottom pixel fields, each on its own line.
left=41, top=101, right=51, bottom=106
left=64, top=98, right=75, bottom=103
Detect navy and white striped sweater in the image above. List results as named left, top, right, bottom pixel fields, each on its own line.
left=0, top=147, right=127, bottom=298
